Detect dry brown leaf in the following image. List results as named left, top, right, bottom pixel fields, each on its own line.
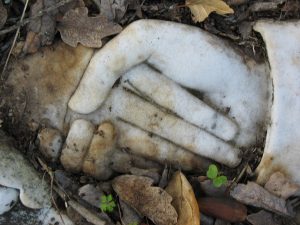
left=112, top=175, right=178, bottom=225
left=165, top=171, right=200, bottom=225
left=186, top=0, right=234, bottom=23
left=57, top=7, right=122, bottom=48
left=23, top=0, right=85, bottom=54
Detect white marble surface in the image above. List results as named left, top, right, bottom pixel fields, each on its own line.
left=0, top=131, right=51, bottom=209
left=254, top=21, right=300, bottom=184
left=0, top=186, right=18, bottom=215
left=69, top=19, right=271, bottom=147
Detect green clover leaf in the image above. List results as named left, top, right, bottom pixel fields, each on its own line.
left=206, top=164, right=218, bottom=179
left=100, top=194, right=116, bottom=213
left=213, top=175, right=228, bottom=188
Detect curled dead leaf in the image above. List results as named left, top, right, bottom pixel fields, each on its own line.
left=57, top=7, right=122, bottom=48
left=112, top=175, right=178, bottom=225
left=186, top=0, right=234, bottom=23
left=24, top=0, right=85, bottom=54
left=165, top=171, right=200, bottom=225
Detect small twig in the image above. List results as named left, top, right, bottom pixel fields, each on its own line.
left=117, top=202, right=126, bottom=225
left=1, top=0, right=29, bottom=76
left=53, top=185, right=107, bottom=225
left=38, top=157, right=66, bottom=225
left=0, top=0, right=75, bottom=36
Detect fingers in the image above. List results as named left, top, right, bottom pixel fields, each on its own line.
left=68, top=20, right=154, bottom=114
left=68, top=19, right=269, bottom=148
left=107, top=88, right=241, bottom=167
left=116, top=119, right=213, bottom=171
left=121, top=64, right=238, bottom=141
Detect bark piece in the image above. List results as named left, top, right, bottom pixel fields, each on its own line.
left=58, top=7, right=122, bottom=48
left=198, top=197, right=247, bottom=222
left=230, top=182, right=291, bottom=216
left=112, top=175, right=178, bottom=225
left=165, top=171, right=200, bottom=225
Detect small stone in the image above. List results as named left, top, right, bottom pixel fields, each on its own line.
left=60, top=119, right=94, bottom=172
left=78, top=184, right=103, bottom=208
left=0, top=186, right=18, bottom=215
left=264, top=172, right=299, bottom=199
left=38, top=127, right=63, bottom=161
left=230, top=182, right=291, bottom=216
left=247, top=210, right=282, bottom=225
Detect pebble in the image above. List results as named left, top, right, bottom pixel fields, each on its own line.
left=38, top=127, right=63, bottom=161
left=78, top=184, right=103, bottom=208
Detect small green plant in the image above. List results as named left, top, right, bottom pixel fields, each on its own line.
left=100, top=194, right=116, bottom=212
left=206, top=164, right=228, bottom=188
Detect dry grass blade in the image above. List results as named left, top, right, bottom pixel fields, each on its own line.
left=1, top=0, right=29, bottom=77
left=186, top=0, right=234, bottom=22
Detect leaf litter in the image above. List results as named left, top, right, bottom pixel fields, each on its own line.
left=57, top=7, right=122, bottom=48
left=186, top=0, right=234, bottom=22
left=112, top=175, right=178, bottom=225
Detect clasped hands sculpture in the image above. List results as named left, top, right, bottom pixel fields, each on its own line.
left=6, top=19, right=300, bottom=186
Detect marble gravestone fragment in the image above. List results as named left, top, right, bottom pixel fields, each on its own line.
left=6, top=19, right=300, bottom=184
left=254, top=21, right=300, bottom=185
